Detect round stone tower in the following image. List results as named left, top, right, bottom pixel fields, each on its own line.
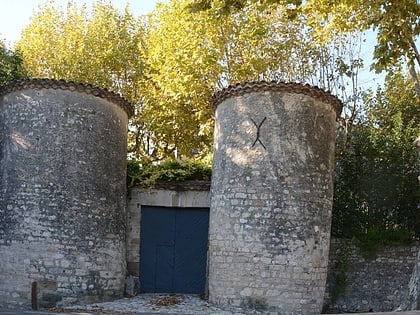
left=208, top=81, right=342, bottom=314
left=0, top=79, right=133, bottom=309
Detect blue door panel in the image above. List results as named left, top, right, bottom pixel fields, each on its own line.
left=174, top=209, right=209, bottom=293
left=140, top=206, right=209, bottom=294
left=155, top=245, right=174, bottom=292
left=139, top=207, right=176, bottom=292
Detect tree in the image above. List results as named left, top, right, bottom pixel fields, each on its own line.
left=136, top=0, right=365, bottom=159
left=304, top=0, right=420, bottom=98
left=333, top=71, right=420, bottom=239
left=17, top=0, right=364, bottom=160
left=0, top=40, right=27, bottom=84
left=132, top=0, right=220, bottom=160
left=190, top=0, right=420, bottom=98
left=17, top=0, right=144, bottom=101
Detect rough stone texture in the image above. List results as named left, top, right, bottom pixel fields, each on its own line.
left=402, top=248, right=420, bottom=310
left=208, top=81, right=342, bottom=314
left=126, top=183, right=210, bottom=277
left=324, top=240, right=419, bottom=313
left=124, top=275, right=141, bottom=297
left=124, top=183, right=419, bottom=313
left=0, top=80, right=132, bottom=309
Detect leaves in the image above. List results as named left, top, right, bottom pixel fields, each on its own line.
left=0, top=40, right=27, bottom=84
left=17, top=0, right=144, bottom=101
left=127, top=158, right=212, bottom=188
left=16, top=0, right=366, bottom=161
left=333, top=70, right=420, bottom=239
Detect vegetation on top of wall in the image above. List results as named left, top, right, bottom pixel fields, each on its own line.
left=332, top=71, right=420, bottom=245
left=352, top=227, right=415, bottom=260
left=127, top=158, right=212, bottom=188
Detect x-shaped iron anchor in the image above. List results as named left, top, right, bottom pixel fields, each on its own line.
left=250, top=117, right=267, bottom=150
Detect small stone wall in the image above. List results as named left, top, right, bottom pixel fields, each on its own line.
left=126, top=181, right=211, bottom=278
left=324, top=239, right=419, bottom=313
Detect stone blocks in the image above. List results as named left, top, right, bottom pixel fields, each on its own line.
left=0, top=79, right=132, bottom=309
left=208, top=81, right=342, bottom=314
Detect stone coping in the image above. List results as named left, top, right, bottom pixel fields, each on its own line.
left=211, top=80, right=343, bottom=117
left=0, top=78, right=134, bottom=118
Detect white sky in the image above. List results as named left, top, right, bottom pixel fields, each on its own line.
left=0, top=0, right=165, bottom=46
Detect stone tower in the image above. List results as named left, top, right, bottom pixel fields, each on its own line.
left=208, top=81, right=342, bottom=314
left=0, top=79, right=133, bottom=309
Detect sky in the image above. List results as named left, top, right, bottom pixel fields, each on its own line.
left=0, top=0, right=165, bottom=46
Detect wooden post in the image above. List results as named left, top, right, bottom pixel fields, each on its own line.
left=31, top=281, right=38, bottom=310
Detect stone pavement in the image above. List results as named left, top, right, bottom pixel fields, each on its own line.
left=58, top=294, right=257, bottom=314
left=1, top=294, right=420, bottom=315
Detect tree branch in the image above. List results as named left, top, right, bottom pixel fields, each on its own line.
left=410, top=40, right=420, bottom=68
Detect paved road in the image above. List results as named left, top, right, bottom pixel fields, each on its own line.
left=0, top=312, right=171, bottom=315
left=2, top=309, right=420, bottom=315
left=0, top=310, right=67, bottom=315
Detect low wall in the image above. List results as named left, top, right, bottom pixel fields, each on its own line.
left=324, top=239, right=418, bottom=313
left=126, top=182, right=211, bottom=278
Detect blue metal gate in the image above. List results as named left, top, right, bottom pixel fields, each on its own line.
left=140, top=206, right=209, bottom=294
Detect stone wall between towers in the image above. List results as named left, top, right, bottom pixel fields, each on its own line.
left=126, top=182, right=211, bottom=278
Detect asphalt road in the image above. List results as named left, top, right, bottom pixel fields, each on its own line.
left=2, top=308, right=420, bottom=315
left=0, top=312, right=161, bottom=315
left=0, top=310, right=68, bottom=315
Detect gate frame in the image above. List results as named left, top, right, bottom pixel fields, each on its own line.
left=126, top=181, right=211, bottom=280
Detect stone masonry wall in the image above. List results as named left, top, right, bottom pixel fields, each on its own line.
left=402, top=248, right=420, bottom=310
left=125, top=184, right=418, bottom=314
left=0, top=79, right=132, bottom=309
left=324, top=239, right=419, bottom=313
left=126, top=182, right=211, bottom=279
left=208, top=82, right=342, bottom=315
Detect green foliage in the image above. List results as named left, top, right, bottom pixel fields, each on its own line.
left=354, top=226, right=414, bottom=260
left=332, top=70, right=420, bottom=243
left=17, top=0, right=365, bottom=161
left=127, top=158, right=212, bottom=188
left=0, top=41, right=27, bottom=84
left=17, top=0, right=144, bottom=101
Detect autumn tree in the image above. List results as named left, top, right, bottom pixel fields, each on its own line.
left=18, top=0, right=365, bottom=160
left=135, top=0, right=365, bottom=159
left=17, top=0, right=144, bottom=101
left=132, top=1, right=220, bottom=160
left=191, top=0, right=420, bottom=98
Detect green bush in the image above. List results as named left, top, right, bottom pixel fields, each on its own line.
left=332, top=71, right=420, bottom=242
left=127, top=158, right=212, bottom=188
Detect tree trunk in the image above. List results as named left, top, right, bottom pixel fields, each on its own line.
left=409, top=41, right=420, bottom=100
